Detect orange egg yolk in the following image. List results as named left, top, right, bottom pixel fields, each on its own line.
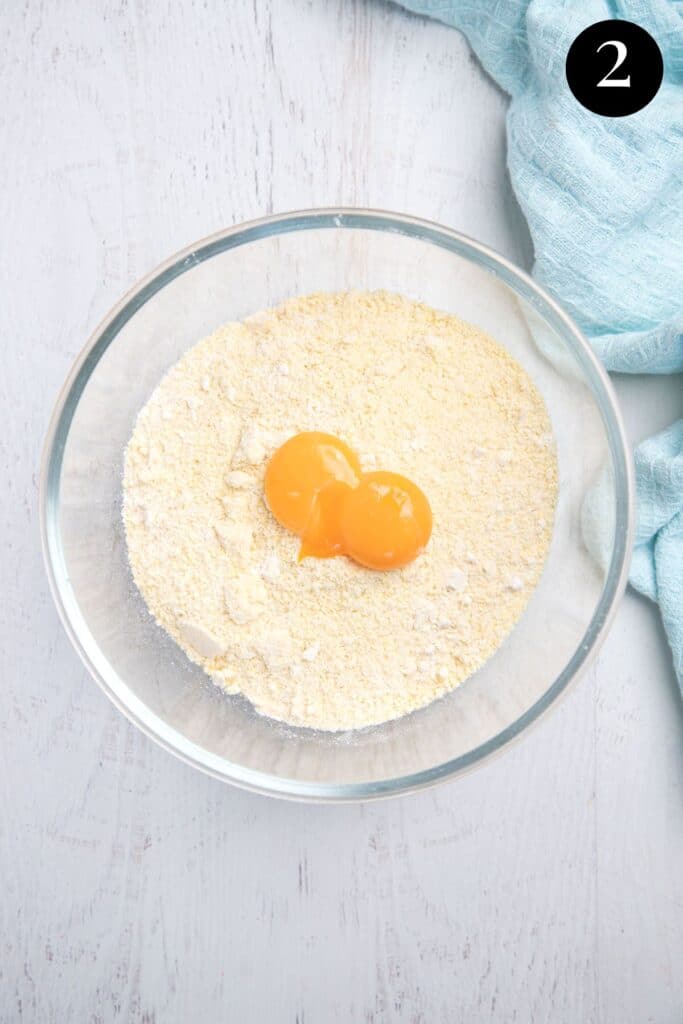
left=264, top=432, right=432, bottom=571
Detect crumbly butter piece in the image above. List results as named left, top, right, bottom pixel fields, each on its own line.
left=226, top=470, right=255, bottom=489
left=179, top=621, right=225, bottom=660
left=444, top=568, right=468, bottom=593
left=214, top=520, right=253, bottom=563
left=224, top=575, right=267, bottom=625
left=259, top=552, right=281, bottom=581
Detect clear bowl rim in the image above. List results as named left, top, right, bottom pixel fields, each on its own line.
left=39, top=207, right=635, bottom=802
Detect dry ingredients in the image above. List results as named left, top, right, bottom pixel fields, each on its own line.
left=123, top=291, right=558, bottom=731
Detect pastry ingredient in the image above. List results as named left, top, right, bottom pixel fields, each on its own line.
left=264, top=431, right=432, bottom=569
left=123, top=291, right=558, bottom=731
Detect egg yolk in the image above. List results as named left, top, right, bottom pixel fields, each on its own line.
left=339, top=471, right=433, bottom=570
left=264, top=433, right=432, bottom=571
left=264, top=432, right=361, bottom=558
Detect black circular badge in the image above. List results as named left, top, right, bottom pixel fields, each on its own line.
left=565, top=19, right=663, bottom=117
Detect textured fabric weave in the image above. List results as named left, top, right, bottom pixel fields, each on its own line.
left=395, top=0, right=683, bottom=680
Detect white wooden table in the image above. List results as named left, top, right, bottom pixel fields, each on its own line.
left=3, top=3, right=683, bottom=1020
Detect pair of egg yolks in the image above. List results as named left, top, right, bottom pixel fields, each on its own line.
left=264, top=432, right=433, bottom=570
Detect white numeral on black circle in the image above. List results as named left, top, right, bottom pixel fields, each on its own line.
left=597, top=40, right=631, bottom=87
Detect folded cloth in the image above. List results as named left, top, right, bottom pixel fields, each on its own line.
left=394, top=0, right=683, bottom=682
left=583, top=421, right=683, bottom=681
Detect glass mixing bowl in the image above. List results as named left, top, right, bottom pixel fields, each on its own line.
left=40, top=209, right=634, bottom=800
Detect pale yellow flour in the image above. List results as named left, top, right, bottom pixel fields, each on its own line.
left=123, top=291, right=558, bottom=731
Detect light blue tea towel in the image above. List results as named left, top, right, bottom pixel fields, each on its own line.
left=395, top=0, right=683, bottom=682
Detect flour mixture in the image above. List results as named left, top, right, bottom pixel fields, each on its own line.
left=123, top=291, right=558, bottom=730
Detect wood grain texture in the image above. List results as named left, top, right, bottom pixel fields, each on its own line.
left=1, top=1, right=682, bottom=1021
